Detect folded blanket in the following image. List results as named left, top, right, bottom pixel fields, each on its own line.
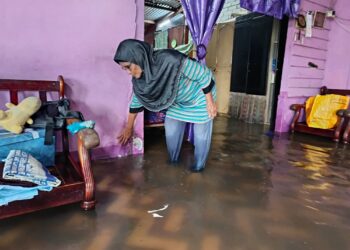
left=3, top=150, right=61, bottom=187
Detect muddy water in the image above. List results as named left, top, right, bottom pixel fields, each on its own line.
left=1, top=117, right=350, bottom=250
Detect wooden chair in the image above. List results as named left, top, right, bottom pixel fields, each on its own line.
left=0, top=75, right=99, bottom=219
left=290, top=86, right=350, bottom=143
left=341, top=110, right=350, bottom=144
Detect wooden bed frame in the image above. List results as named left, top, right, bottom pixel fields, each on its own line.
left=0, top=75, right=99, bottom=219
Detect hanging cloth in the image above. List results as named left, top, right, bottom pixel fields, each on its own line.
left=240, top=0, right=300, bottom=20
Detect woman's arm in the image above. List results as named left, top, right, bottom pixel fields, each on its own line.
left=182, top=59, right=217, bottom=118
left=118, top=93, right=143, bottom=145
left=205, top=91, right=217, bottom=119
left=118, top=112, right=137, bottom=145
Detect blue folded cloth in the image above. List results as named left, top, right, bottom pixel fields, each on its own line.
left=0, top=185, right=52, bottom=206
left=67, top=120, right=95, bottom=134
left=3, top=150, right=61, bottom=187
left=0, top=128, right=55, bottom=166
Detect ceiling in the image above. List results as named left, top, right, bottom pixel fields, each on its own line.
left=145, top=0, right=182, bottom=22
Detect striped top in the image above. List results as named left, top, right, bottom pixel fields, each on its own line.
left=130, top=58, right=216, bottom=123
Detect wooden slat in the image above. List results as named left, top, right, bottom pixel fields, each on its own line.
left=290, top=56, right=326, bottom=69
left=39, top=91, right=47, bottom=102
left=302, top=1, right=332, bottom=14
left=58, top=75, right=65, bottom=98
left=0, top=182, right=84, bottom=220
left=294, top=123, right=336, bottom=137
left=300, top=29, right=329, bottom=41
left=293, top=41, right=327, bottom=52
left=288, top=87, right=320, bottom=97
left=289, top=67, right=324, bottom=79
left=294, top=37, right=329, bottom=51
left=287, top=78, right=323, bottom=88
left=305, top=0, right=332, bottom=9
left=55, top=154, right=83, bottom=183
left=0, top=160, right=85, bottom=220
left=0, top=80, right=60, bottom=92
left=324, top=88, right=350, bottom=96
left=292, top=45, right=328, bottom=60
left=145, top=123, right=164, bottom=127
left=9, top=90, right=18, bottom=104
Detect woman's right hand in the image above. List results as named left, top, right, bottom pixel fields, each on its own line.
left=117, top=127, right=133, bottom=145
left=205, top=92, right=217, bottom=119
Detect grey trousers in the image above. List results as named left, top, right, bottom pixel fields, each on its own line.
left=164, top=117, right=213, bottom=170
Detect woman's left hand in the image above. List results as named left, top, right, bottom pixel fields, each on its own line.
left=205, top=93, right=217, bottom=119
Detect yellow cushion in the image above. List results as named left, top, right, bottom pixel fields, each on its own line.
left=305, top=94, right=349, bottom=129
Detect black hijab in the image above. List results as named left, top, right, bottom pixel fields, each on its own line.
left=114, top=39, right=186, bottom=112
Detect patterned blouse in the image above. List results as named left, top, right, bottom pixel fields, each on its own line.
left=130, top=58, right=216, bottom=124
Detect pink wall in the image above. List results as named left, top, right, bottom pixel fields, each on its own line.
left=323, top=0, right=350, bottom=88
left=275, top=0, right=333, bottom=132
left=0, top=0, right=145, bottom=159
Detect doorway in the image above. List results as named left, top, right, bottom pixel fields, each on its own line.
left=228, top=13, right=287, bottom=127
left=230, top=13, right=273, bottom=95
left=269, top=16, right=289, bottom=131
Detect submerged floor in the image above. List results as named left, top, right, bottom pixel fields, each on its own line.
left=1, top=117, right=350, bottom=250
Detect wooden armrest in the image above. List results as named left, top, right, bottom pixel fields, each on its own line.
left=342, top=110, right=350, bottom=143
left=290, top=104, right=305, bottom=132
left=78, top=128, right=100, bottom=149
left=290, top=104, right=305, bottom=111
left=66, top=117, right=98, bottom=210
left=66, top=118, right=100, bottom=149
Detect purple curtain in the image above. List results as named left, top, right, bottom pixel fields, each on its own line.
left=180, top=0, right=225, bottom=62
left=240, top=0, right=300, bottom=20
left=180, top=0, right=225, bottom=143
